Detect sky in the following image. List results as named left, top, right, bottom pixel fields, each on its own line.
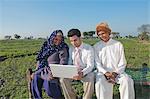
left=0, top=0, right=149, bottom=39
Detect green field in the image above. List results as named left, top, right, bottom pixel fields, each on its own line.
left=0, top=38, right=150, bottom=98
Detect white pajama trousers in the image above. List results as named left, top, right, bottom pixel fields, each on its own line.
left=95, top=73, right=135, bottom=99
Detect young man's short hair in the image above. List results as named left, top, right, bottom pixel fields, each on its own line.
left=67, top=29, right=81, bottom=37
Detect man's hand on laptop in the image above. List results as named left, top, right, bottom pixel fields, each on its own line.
left=73, top=71, right=83, bottom=80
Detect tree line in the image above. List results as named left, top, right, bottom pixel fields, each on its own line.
left=4, top=24, right=150, bottom=41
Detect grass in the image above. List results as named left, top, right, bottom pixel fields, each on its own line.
left=0, top=38, right=150, bottom=98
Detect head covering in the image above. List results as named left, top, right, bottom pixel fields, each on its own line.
left=96, top=22, right=111, bottom=34
left=36, top=30, right=69, bottom=69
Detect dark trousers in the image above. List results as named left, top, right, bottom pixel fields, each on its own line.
left=31, top=74, right=63, bottom=99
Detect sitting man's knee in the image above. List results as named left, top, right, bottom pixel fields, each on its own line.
left=59, top=78, right=67, bottom=83
left=122, top=75, right=133, bottom=85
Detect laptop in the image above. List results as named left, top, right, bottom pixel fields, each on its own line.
left=49, top=64, right=78, bottom=78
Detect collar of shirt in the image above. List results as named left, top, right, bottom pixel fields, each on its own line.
left=74, top=42, right=84, bottom=51
left=101, top=38, right=113, bottom=45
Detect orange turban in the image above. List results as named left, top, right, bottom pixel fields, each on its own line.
left=96, top=22, right=111, bottom=34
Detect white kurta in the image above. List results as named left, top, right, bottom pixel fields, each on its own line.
left=94, top=38, right=126, bottom=74
left=94, top=38, right=135, bottom=99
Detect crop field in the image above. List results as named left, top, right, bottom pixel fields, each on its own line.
left=0, top=38, right=150, bottom=98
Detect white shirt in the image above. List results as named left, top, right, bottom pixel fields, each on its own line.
left=68, top=43, right=94, bottom=76
left=94, top=38, right=127, bottom=74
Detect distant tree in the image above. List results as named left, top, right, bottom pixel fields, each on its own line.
left=4, top=35, right=11, bottom=40
left=38, top=37, right=46, bottom=40
left=88, top=31, right=95, bottom=37
left=83, top=31, right=95, bottom=38
left=128, top=35, right=134, bottom=39
left=125, top=36, right=128, bottom=38
left=83, top=32, right=88, bottom=38
left=125, top=35, right=136, bottom=39
left=29, top=36, right=33, bottom=39
left=138, top=24, right=150, bottom=41
left=14, top=34, right=21, bottom=39
left=24, top=36, right=34, bottom=39
left=111, top=32, right=120, bottom=38
left=138, top=32, right=149, bottom=41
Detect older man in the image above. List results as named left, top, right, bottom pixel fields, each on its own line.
left=94, top=22, right=135, bottom=99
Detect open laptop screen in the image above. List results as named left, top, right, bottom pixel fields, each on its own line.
left=49, top=64, right=78, bottom=78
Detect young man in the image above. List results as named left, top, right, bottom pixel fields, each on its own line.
left=60, top=29, right=94, bottom=99
left=94, top=22, right=135, bottom=99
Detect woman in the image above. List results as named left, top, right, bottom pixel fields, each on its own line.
left=31, top=30, right=69, bottom=99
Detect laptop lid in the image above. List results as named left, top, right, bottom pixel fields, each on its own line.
left=49, top=64, right=78, bottom=78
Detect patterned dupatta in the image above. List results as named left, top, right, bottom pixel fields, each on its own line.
left=35, top=30, right=69, bottom=80
left=36, top=30, right=68, bottom=69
